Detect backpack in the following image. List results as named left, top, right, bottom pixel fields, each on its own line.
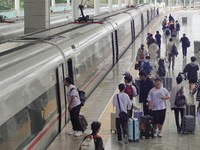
left=165, top=29, right=170, bottom=36
left=171, top=44, right=178, bottom=56
left=174, top=86, right=186, bottom=107
left=132, top=81, right=139, bottom=96
left=70, top=88, right=86, bottom=106
left=176, top=23, right=180, bottom=31
left=124, top=85, right=134, bottom=100
left=80, top=135, right=99, bottom=150
left=142, top=61, right=152, bottom=75
left=158, top=65, right=166, bottom=77
left=186, top=39, right=190, bottom=47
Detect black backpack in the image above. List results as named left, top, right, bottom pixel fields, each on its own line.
left=165, top=29, right=170, bottom=36
left=70, top=88, right=86, bottom=106
left=171, top=44, right=178, bottom=56
left=158, top=65, right=166, bottom=77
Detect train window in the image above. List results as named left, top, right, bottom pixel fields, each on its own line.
left=0, top=85, right=59, bottom=150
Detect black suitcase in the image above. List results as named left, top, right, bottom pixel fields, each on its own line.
left=79, top=115, right=88, bottom=131
left=140, top=115, right=154, bottom=139
left=182, top=115, right=195, bottom=133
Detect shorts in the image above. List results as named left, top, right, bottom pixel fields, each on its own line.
left=152, top=109, right=166, bottom=125
left=189, top=79, right=197, bottom=84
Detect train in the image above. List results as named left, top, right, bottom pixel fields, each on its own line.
left=0, top=4, right=155, bottom=150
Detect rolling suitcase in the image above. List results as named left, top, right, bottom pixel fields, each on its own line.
left=171, top=29, right=177, bottom=37
left=128, top=118, right=139, bottom=142
left=110, top=112, right=117, bottom=132
left=182, top=115, right=195, bottom=133
left=140, top=115, right=154, bottom=139
left=79, top=115, right=88, bottom=132
left=186, top=104, right=196, bottom=117
left=160, top=77, right=172, bottom=91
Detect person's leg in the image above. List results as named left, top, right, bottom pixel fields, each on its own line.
left=71, top=105, right=82, bottom=132
left=168, top=54, right=171, bottom=68
left=182, top=47, right=185, bottom=57
left=116, top=118, right=122, bottom=141
left=185, top=47, right=188, bottom=56
left=180, top=108, right=185, bottom=129
left=174, top=108, right=181, bottom=132
left=143, top=102, right=149, bottom=116
left=189, top=83, right=192, bottom=93
left=128, top=104, right=133, bottom=118
left=172, top=55, right=175, bottom=69
left=157, top=109, right=166, bottom=137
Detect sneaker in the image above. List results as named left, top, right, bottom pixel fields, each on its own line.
left=153, top=132, right=157, bottom=137
left=68, top=131, right=75, bottom=135
left=75, top=131, right=83, bottom=137
left=124, top=134, right=128, bottom=144
left=157, top=131, right=163, bottom=137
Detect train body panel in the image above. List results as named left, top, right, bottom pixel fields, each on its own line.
left=0, top=4, right=155, bottom=150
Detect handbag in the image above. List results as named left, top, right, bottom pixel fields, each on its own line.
left=117, top=94, right=130, bottom=122
left=174, top=86, right=186, bottom=107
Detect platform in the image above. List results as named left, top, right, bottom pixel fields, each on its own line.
left=48, top=9, right=200, bottom=150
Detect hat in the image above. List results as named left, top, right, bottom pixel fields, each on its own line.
left=141, top=44, right=144, bottom=47
left=123, top=71, right=131, bottom=76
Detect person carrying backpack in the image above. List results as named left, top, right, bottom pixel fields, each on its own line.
left=180, top=33, right=190, bottom=58
left=166, top=38, right=176, bottom=70
left=80, top=121, right=104, bottom=150
left=140, top=56, right=153, bottom=76
left=158, top=58, right=166, bottom=77
left=124, top=75, right=139, bottom=118
left=136, top=44, right=148, bottom=70
left=64, top=77, right=83, bottom=137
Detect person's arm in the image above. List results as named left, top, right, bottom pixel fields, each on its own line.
left=68, top=95, right=76, bottom=111
left=192, top=81, right=200, bottom=95
left=161, top=89, right=170, bottom=100
left=147, top=90, right=152, bottom=109
left=132, top=86, right=137, bottom=97
left=183, top=64, right=188, bottom=73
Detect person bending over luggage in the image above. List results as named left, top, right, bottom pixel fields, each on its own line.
left=140, top=56, right=153, bottom=76
left=64, top=77, right=83, bottom=137
left=124, top=75, right=139, bottom=118
left=138, top=71, right=154, bottom=115
left=183, top=56, right=199, bottom=94
left=80, top=121, right=104, bottom=150
left=113, top=83, right=132, bottom=144
left=147, top=78, right=170, bottom=137
left=170, top=76, right=187, bottom=134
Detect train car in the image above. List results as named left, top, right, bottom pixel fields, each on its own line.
left=0, top=4, right=155, bottom=150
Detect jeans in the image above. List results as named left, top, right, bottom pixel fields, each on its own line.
left=116, top=118, right=128, bottom=141
left=174, top=108, right=185, bottom=130
left=168, top=54, right=175, bottom=68
left=182, top=47, right=187, bottom=56
left=70, top=104, right=82, bottom=131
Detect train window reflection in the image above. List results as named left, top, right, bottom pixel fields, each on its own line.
left=0, top=85, right=58, bottom=150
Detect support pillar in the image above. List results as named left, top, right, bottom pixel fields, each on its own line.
left=137, top=0, right=140, bottom=4
left=144, top=0, right=147, bottom=3
left=15, top=0, right=20, bottom=17
left=24, top=0, right=50, bottom=34
left=118, top=0, right=122, bottom=9
left=154, top=0, right=157, bottom=5
left=108, top=0, right=113, bottom=12
left=51, top=0, right=55, bottom=12
left=184, top=0, right=186, bottom=7
left=67, top=0, right=70, bottom=6
left=72, top=0, right=79, bottom=22
left=189, top=0, right=192, bottom=7
left=125, top=0, right=129, bottom=6
left=94, top=0, right=100, bottom=16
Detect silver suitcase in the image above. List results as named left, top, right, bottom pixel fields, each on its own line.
left=110, top=112, right=117, bottom=132
left=182, top=115, right=195, bottom=134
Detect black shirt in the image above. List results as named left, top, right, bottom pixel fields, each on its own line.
left=139, top=78, right=154, bottom=103
left=180, top=37, right=189, bottom=48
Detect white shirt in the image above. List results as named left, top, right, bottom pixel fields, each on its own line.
left=113, top=93, right=132, bottom=118
left=67, top=85, right=81, bottom=108
left=147, top=87, right=170, bottom=111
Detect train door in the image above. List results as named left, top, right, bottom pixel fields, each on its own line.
left=56, top=63, right=67, bottom=132
left=141, top=14, right=144, bottom=30
left=67, top=59, right=74, bottom=84
left=147, top=10, right=150, bottom=24
left=114, top=30, right=119, bottom=62
left=111, top=32, right=115, bottom=65
left=131, top=19, right=135, bottom=42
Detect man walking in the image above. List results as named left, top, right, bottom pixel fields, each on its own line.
left=183, top=56, right=199, bottom=94
left=180, top=33, right=190, bottom=58
left=138, top=71, right=154, bottom=115
left=147, top=78, right=170, bottom=137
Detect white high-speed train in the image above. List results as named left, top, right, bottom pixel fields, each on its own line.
left=0, top=4, right=155, bottom=150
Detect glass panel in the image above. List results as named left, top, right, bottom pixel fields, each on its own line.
left=0, top=85, right=58, bottom=150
